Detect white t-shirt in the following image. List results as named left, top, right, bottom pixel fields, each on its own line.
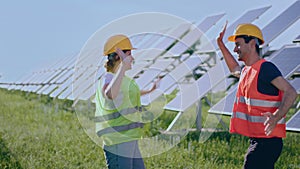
left=102, top=73, right=114, bottom=86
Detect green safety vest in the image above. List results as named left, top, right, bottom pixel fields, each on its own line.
left=95, top=73, right=144, bottom=146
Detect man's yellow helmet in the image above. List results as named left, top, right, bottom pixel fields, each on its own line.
left=228, top=23, right=264, bottom=45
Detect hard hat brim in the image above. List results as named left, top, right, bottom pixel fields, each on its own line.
left=227, top=35, right=265, bottom=45
left=103, top=47, right=137, bottom=56
left=228, top=35, right=236, bottom=42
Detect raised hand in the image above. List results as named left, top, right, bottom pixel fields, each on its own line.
left=115, top=48, right=133, bottom=71
left=217, top=21, right=228, bottom=45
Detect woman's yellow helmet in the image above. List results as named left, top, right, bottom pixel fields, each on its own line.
left=103, top=34, right=136, bottom=56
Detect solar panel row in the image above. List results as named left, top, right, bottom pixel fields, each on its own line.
left=1, top=1, right=299, bottom=132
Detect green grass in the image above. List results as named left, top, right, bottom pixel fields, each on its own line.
left=0, top=88, right=299, bottom=169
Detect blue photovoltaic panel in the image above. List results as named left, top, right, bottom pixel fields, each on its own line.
left=140, top=13, right=224, bottom=61
left=135, top=29, right=170, bottom=49
left=293, top=35, right=300, bottom=43
left=262, top=0, right=300, bottom=47
left=70, top=66, right=100, bottom=100
left=290, top=78, right=300, bottom=94
left=135, top=59, right=174, bottom=89
left=266, top=46, right=300, bottom=77
left=209, top=6, right=271, bottom=50
left=126, top=61, right=150, bottom=78
left=163, top=13, right=225, bottom=57
left=208, top=89, right=236, bottom=116
left=286, top=109, right=300, bottom=132
left=37, top=68, right=74, bottom=94
left=137, top=23, right=192, bottom=61
left=128, top=13, right=225, bottom=100
left=164, top=59, right=230, bottom=111
left=140, top=55, right=204, bottom=105
left=73, top=66, right=105, bottom=101
left=49, top=70, right=75, bottom=98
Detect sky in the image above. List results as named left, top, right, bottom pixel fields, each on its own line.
left=0, top=0, right=299, bottom=82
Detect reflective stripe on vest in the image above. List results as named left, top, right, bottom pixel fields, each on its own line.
left=94, top=106, right=143, bottom=122
left=239, top=96, right=281, bottom=107
left=97, top=122, right=144, bottom=136
left=234, top=112, right=285, bottom=124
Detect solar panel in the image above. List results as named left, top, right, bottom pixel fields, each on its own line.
left=40, top=84, right=58, bottom=95
left=9, top=53, right=77, bottom=93
left=31, top=55, right=76, bottom=94
left=290, top=77, right=300, bottom=94
left=58, top=84, right=73, bottom=100
left=130, top=33, right=148, bottom=47
left=8, top=53, right=73, bottom=90
left=129, top=14, right=226, bottom=97
left=136, top=13, right=224, bottom=62
left=57, top=49, right=103, bottom=100
left=126, top=61, right=151, bottom=78
left=293, top=35, right=300, bottom=43
left=36, top=68, right=74, bottom=94
left=262, top=0, right=300, bottom=48
left=0, top=84, right=9, bottom=89
left=209, top=88, right=236, bottom=116
left=47, top=69, right=75, bottom=97
left=135, top=59, right=174, bottom=89
left=266, top=46, right=300, bottom=77
left=72, top=66, right=105, bottom=101
left=286, top=109, right=300, bottom=132
left=140, top=55, right=205, bottom=105
left=162, top=13, right=225, bottom=57
left=49, top=72, right=74, bottom=98
left=135, top=28, right=170, bottom=49
left=7, top=73, right=33, bottom=90
left=206, top=6, right=271, bottom=51
left=68, top=66, right=100, bottom=100
left=209, top=45, right=300, bottom=115
left=164, top=59, right=230, bottom=111
left=134, top=23, right=192, bottom=62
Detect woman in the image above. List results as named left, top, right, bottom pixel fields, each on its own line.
left=95, top=34, right=157, bottom=169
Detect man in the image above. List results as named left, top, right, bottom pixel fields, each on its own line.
left=217, top=23, right=297, bottom=169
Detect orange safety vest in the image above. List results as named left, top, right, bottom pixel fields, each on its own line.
left=230, top=59, right=286, bottom=138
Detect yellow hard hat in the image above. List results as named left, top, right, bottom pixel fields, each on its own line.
left=103, top=34, right=136, bottom=56
left=228, top=23, right=264, bottom=45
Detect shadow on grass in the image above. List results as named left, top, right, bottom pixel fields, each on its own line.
left=0, top=134, right=23, bottom=169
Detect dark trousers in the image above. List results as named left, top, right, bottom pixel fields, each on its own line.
left=243, top=137, right=283, bottom=169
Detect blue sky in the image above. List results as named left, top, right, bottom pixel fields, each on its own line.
left=0, top=0, right=299, bottom=82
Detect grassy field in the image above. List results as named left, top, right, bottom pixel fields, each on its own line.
left=0, top=88, right=299, bottom=169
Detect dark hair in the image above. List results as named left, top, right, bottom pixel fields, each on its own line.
left=236, top=35, right=262, bottom=55
left=104, top=50, right=129, bottom=72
